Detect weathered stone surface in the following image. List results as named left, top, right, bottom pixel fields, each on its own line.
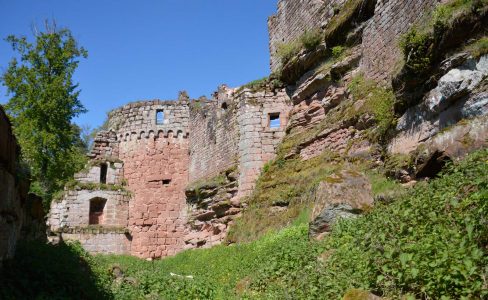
left=268, top=0, right=345, bottom=72
left=390, top=55, right=488, bottom=154
left=310, top=170, right=374, bottom=238
left=0, top=106, right=39, bottom=267
left=361, top=0, right=438, bottom=82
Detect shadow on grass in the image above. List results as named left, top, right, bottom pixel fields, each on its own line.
left=0, top=240, right=112, bottom=300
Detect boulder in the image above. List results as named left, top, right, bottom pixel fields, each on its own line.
left=309, top=170, right=374, bottom=238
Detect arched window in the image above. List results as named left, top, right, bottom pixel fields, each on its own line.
left=156, top=110, right=164, bottom=125
left=89, top=198, right=107, bottom=225
left=221, top=102, right=228, bottom=111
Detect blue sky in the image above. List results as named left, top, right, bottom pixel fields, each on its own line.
left=0, top=0, right=277, bottom=128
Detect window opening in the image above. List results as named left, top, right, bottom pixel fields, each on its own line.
left=89, top=198, right=106, bottom=225
left=156, top=110, right=165, bottom=125
left=269, top=113, right=281, bottom=129
left=100, top=163, right=107, bottom=184
left=162, top=179, right=171, bottom=185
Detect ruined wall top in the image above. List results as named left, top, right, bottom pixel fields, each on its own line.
left=107, top=99, right=190, bottom=141
left=268, top=0, right=346, bottom=72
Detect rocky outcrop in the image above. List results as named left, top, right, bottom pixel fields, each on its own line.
left=184, top=167, right=241, bottom=249
left=0, top=106, right=36, bottom=267
left=309, top=170, right=374, bottom=239
left=390, top=54, right=488, bottom=155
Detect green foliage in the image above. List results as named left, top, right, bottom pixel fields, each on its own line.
left=332, top=45, right=345, bottom=58
left=348, top=74, right=396, bottom=143
left=276, top=29, right=323, bottom=65
left=323, top=0, right=365, bottom=43
left=0, top=240, right=112, bottom=300
left=300, top=29, right=322, bottom=51
left=239, top=76, right=268, bottom=93
left=399, top=0, right=486, bottom=75
left=1, top=22, right=88, bottom=205
left=276, top=40, right=301, bottom=65
left=465, top=36, right=488, bottom=58
left=399, top=28, right=433, bottom=74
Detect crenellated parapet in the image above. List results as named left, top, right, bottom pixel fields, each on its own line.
left=107, top=99, right=190, bottom=141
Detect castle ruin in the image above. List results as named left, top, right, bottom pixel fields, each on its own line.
left=48, top=85, right=291, bottom=258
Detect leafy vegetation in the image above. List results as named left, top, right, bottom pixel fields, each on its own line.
left=1, top=22, right=88, bottom=207
left=465, top=36, right=488, bottom=58
left=348, top=74, right=396, bottom=143
left=276, top=29, right=322, bottom=65
left=60, top=149, right=488, bottom=299
left=399, top=0, right=487, bottom=75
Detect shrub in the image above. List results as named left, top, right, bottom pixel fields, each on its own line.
left=348, top=74, right=396, bottom=143
left=276, top=29, right=323, bottom=65
left=332, top=45, right=345, bottom=58
left=300, top=29, right=322, bottom=50
left=399, top=28, right=433, bottom=74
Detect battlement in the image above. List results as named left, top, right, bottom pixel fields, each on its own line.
left=107, top=99, right=190, bottom=138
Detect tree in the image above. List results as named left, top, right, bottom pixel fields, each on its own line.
left=1, top=21, right=88, bottom=203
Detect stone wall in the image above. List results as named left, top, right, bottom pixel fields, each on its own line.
left=119, top=134, right=189, bottom=258
left=268, top=0, right=346, bottom=72
left=189, top=86, right=239, bottom=183
left=237, top=88, right=292, bottom=197
left=48, top=190, right=130, bottom=232
left=0, top=106, right=31, bottom=267
left=361, top=0, right=439, bottom=82
left=88, top=130, right=119, bottom=160
left=108, top=99, right=190, bottom=139
left=62, top=230, right=130, bottom=255
left=111, top=100, right=190, bottom=258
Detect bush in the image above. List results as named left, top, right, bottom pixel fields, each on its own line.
left=399, top=28, right=433, bottom=74
left=276, top=29, right=323, bottom=65
left=348, top=74, right=396, bottom=143
left=300, top=29, right=322, bottom=51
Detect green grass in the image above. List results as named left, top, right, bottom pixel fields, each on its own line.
left=5, top=149, right=488, bottom=299
left=465, top=36, right=488, bottom=58
left=348, top=74, right=397, bottom=143
left=275, top=29, right=322, bottom=65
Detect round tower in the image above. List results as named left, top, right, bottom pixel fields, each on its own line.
left=108, top=99, right=190, bottom=258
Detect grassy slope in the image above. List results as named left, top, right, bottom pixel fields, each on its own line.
left=2, top=147, right=486, bottom=300
left=86, top=149, right=487, bottom=299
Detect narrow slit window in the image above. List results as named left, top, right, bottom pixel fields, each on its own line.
left=100, top=163, right=107, bottom=184
left=156, top=110, right=165, bottom=125
left=89, top=198, right=106, bottom=225
left=269, top=113, right=281, bottom=129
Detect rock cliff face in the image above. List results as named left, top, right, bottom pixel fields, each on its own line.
left=266, top=0, right=487, bottom=235
left=0, top=106, right=45, bottom=267
left=47, top=0, right=487, bottom=259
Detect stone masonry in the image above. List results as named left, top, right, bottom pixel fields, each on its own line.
left=361, top=0, right=439, bottom=82
left=48, top=85, right=291, bottom=258
left=268, top=0, right=346, bottom=72
left=0, top=106, right=33, bottom=267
